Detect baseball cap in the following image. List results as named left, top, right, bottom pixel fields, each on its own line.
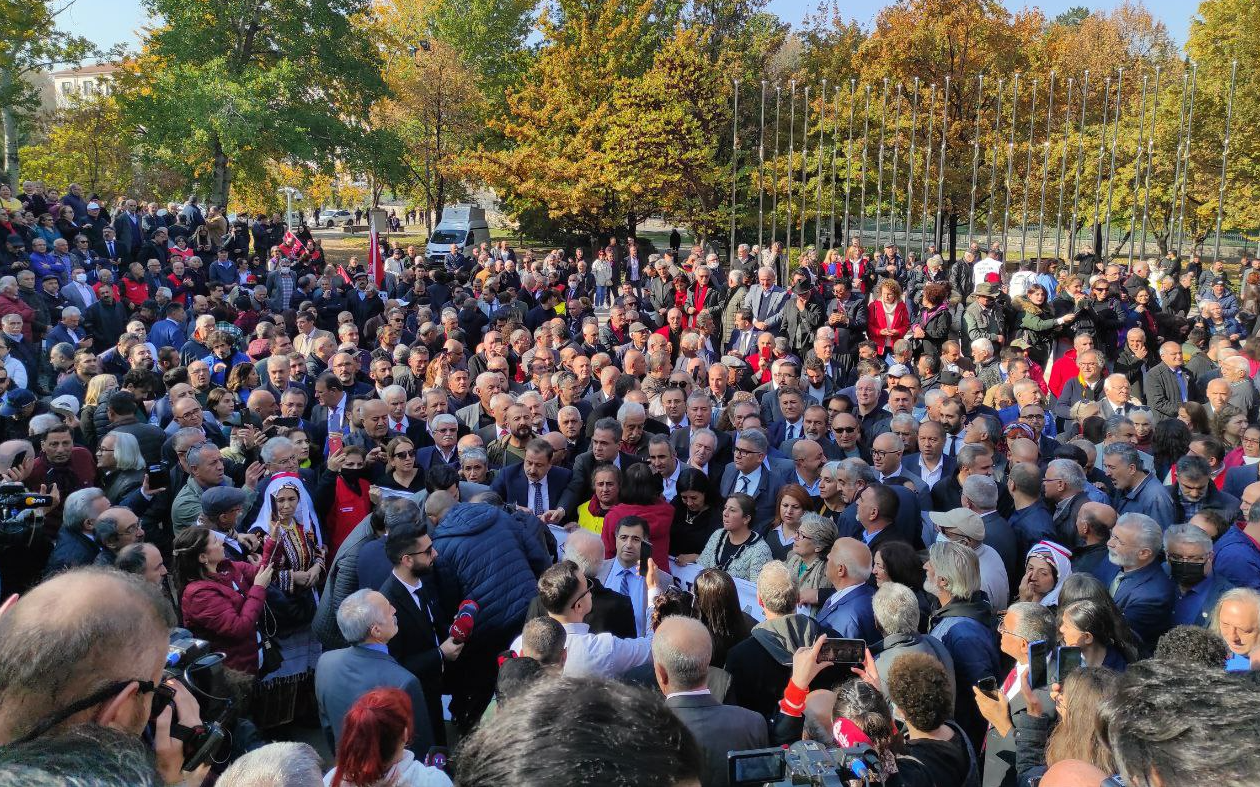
left=886, top=363, right=911, bottom=377
left=929, top=508, right=985, bottom=541
left=201, top=486, right=249, bottom=518
left=939, top=370, right=962, bottom=386
left=0, top=389, right=36, bottom=417
left=86, top=202, right=100, bottom=210
left=49, top=394, right=80, bottom=416
left=630, top=322, right=649, bottom=333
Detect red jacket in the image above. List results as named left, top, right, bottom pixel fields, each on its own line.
left=0, top=293, right=33, bottom=341
left=181, top=560, right=267, bottom=674
left=601, top=500, right=673, bottom=572
left=866, top=300, right=910, bottom=354
left=122, top=275, right=149, bottom=308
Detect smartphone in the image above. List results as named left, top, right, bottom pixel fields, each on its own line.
left=327, top=432, right=344, bottom=454
left=976, top=675, right=1000, bottom=698
left=1052, top=646, right=1084, bottom=686
left=145, top=464, right=165, bottom=488
left=816, top=638, right=865, bottom=665
left=273, top=417, right=299, bottom=429
left=1027, top=639, right=1049, bottom=690
left=639, top=540, right=653, bottom=576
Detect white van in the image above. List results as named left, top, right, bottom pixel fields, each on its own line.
left=425, top=204, right=491, bottom=263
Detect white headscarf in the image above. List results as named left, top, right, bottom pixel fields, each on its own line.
left=1027, top=540, right=1073, bottom=607
left=249, top=472, right=322, bottom=547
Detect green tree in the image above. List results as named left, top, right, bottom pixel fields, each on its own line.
left=117, top=0, right=388, bottom=206
left=0, top=0, right=99, bottom=183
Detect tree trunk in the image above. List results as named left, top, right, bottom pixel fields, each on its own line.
left=210, top=135, right=230, bottom=207
left=1111, top=229, right=1132, bottom=259
left=1, top=63, right=18, bottom=185
left=626, top=212, right=637, bottom=240
left=947, top=213, right=958, bottom=263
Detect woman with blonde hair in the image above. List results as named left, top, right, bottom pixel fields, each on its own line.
left=867, top=278, right=909, bottom=356
left=81, top=373, right=119, bottom=448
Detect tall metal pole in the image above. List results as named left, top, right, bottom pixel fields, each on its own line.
left=1167, top=68, right=1190, bottom=255
left=920, top=82, right=937, bottom=257
left=771, top=85, right=781, bottom=246
left=985, top=77, right=1005, bottom=248
left=1128, top=72, right=1149, bottom=268
left=936, top=76, right=950, bottom=256
left=757, top=80, right=766, bottom=253
left=1054, top=77, right=1074, bottom=260
left=829, top=85, right=841, bottom=249
left=729, top=79, right=740, bottom=263
left=889, top=82, right=904, bottom=252
left=842, top=79, right=857, bottom=248
left=1089, top=76, right=1113, bottom=261
left=857, top=84, right=872, bottom=247
left=1102, top=68, right=1123, bottom=258
left=786, top=80, right=796, bottom=256
left=799, top=84, right=810, bottom=255
left=905, top=77, right=920, bottom=254
left=966, top=74, right=984, bottom=250
left=1002, top=75, right=1020, bottom=255
left=1019, top=77, right=1038, bottom=262
left=1175, top=61, right=1198, bottom=256
left=816, top=79, right=827, bottom=250
left=1213, top=60, right=1238, bottom=261
left=1068, top=70, right=1090, bottom=263
left=1139, top=66, right=1161, bottom=259
left=873, top=78, right=890, bottom=249
left=1036, top=72, right=1055, bottom=258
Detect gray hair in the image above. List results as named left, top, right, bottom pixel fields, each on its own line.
left=1103, top=441, right=1142, bottom=470
left=735, top=428, right=769, bottom=454
left=856, top=374, right=884, bottom=392
left=616, top=401, right=646, bottom=421
left=1165, top=523, right=1213, bottom=554
left=889, top=413, right=918, bottom=434
left=336, top=589, right=390, bottom=644
left=185, top=442, right=218, bottom=470
left=1046, top=458, right=1087, bottom=492
left=970, top=338, right=995, bottom=356
left=27, top=413, right=62, bottom=438
left=756, top=560, right=799, bottom=615
left=651, top=616, right=712, bottom=691
left=563, top=529, right=604, bottom=578
left=381, top=384, right=407, bottom=400
left=1117, top=512, right=1163, bottom=554
left=924, top=389, right=947, bottom=409
left=956, top=443, right=991, bottom=471
left=1105, top=415, right=1136, bottom=438
left=62, top=487, right=107, bottom=533
left=60, top=305, right=81, bottom=320
left=961, top=474, right=999, bottom=510
left=109, top=430, right=146, bottom=472
left=837, top=457, right=878, bottom=485
left=928, top=540, right=980, bottom=600
left=872, top=582, right=920, bottom=636
left=1007, top=601, right=1056, bottom=644
left=259, top=436, right=294, bottom=465
left=432, top=413, right=458, bottom=430
left=593, top=417, right=623, bottom=440
left=217, top=741, right=324, bottom=787
left=689, top=426, right=716, bottom=445
left=459, top=446, right=488, bottom=464
left=797, top=513, right=839, bottom=554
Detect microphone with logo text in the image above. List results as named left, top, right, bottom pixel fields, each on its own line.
left=449, top=600, right=479, bottom=644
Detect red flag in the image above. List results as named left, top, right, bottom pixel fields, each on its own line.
left=368, top=225, right=385, bottom=287
left=279, top=229, right=306, bottom=258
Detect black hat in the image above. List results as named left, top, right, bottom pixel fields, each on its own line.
left=939, top=370, right=962, bottom=386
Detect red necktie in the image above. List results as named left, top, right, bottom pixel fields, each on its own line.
left=1001, top=668, right=1018, bottom=693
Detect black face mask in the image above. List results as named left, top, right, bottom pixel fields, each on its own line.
left=1168, top=559, right=1207, bottom=586
left=340, top=467, right=368, bottom=483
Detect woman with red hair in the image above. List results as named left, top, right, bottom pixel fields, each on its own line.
left=326, top=687, right=452, bottom=787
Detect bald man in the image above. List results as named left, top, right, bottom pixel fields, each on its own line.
left=1205, top=377, right=1232, bottom=418
left=816, top=538, right=879, bottom=644
left=654, top=616, right=768, bottom=787
left=1039, top=759, right=1108, bottom=787
left=1072, top=501, right=1118, bottom=580
left=0, top=568, right=199, bottom=783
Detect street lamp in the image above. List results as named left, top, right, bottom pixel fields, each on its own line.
left=278, top=186, right=302, bottom=229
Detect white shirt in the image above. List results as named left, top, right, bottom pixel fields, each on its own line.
left=782, top=418, right=804, bottom=441
left=509, top=621, right=651, bottom=678
left=917, top=455, right=946, bottom=489
left=661, top=461, right=681, bottom=502
left=734, top=465, right=763, bottom=496
left=973, top=256, right=1002, bottom=287
left=2, top=355, right=26, bottom=390
left=390, top=415, right=410, bottom=433
left=527, top=475, right=550, bottom=513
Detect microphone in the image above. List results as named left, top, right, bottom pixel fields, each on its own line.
left=449, top=599, right=479, bottom=644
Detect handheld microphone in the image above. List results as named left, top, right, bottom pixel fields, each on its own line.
left=449, top=599, right=479, bottom=644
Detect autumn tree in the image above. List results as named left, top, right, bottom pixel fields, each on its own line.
left=117, top=0, right=389, bottom=207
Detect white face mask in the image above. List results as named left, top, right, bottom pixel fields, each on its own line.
left=74, top=273, right=87, bottom=284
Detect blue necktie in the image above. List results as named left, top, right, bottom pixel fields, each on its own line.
left=532, top=482, right=544, bottom=516
left=619, top=568, right=632, bottom=596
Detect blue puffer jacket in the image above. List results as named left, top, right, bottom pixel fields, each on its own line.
left=430, top=503, right=551, bottom=646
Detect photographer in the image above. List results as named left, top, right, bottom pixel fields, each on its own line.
left=0, top=567, right=209, bottom=786
left=0, top=439, right=61, bottom=595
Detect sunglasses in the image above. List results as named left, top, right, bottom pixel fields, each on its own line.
left=392, top=450, right=416, bottom=459
left=834, top=426, right=857, bottom=434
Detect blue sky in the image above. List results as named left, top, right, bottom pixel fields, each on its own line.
left=62, top=0, right=1194, bottom=53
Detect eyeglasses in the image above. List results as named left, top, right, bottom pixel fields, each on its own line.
left=870, top=448, right=902, bottom=458
left=393, top=449, right=416, bottom=459
left=570, top=585, right=592, bottom=610
left=404, top=544, right=435, bottom=558
left=834, top=426, right=857, bottom=434
left=733, top=446, right=764, bottom=457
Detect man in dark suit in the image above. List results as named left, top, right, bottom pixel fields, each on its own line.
left=1145, top=341, right=1198, bottom=425
left=814, top=538, right=880, bottom=645
left=1166, top=523, right=1235, bottom=629
left=655, top=616, right=768, bottom=787
left=724, top=309, right=758, bottom=357
left=490, top=437, right=572, bottom=524
left=1095, top=512, right=1177, bottom=648
left=558, top=417, right=641, bottom=515
left=315, top=588, right=434, bottom=753
left=525, top=528, right=635, bottom=638
left=380, top=518, right=464, bottom=745
left=719, top=430, right=784, bottom=533
left=111, top=198, right=144, bottom=262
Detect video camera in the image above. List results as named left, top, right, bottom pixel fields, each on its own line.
left=155, top=638, right=235, bottom=771
left=729, top=740, right=883, bottom=786
left=0, top=481, right=54, bottom=540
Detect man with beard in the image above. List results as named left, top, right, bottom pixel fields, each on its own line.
left=486, top=403, right=537, bottom=467
left=28, top=424, right=95, bottom=513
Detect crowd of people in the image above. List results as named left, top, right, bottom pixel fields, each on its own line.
left=0, top=177, right=1256, bottom=787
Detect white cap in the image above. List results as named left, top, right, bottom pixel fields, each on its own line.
left=49, top=394, right=80, bottom=415
left=86, top=202, right=100, bottom=210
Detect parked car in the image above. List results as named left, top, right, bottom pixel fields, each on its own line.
left=319, top=209, right=354, bottom=228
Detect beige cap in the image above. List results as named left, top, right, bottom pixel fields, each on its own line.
left=928, top=508, right=985, bottom=541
